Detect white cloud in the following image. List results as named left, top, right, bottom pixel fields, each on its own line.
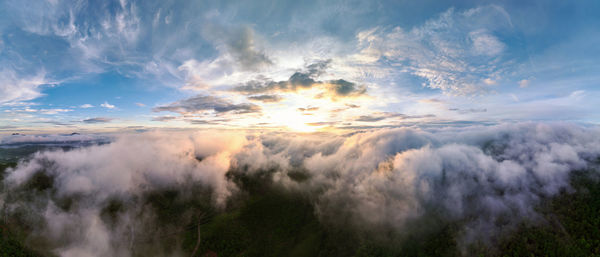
left=3, top=131, right=245, bottom=256
left=352, top=6, right=513, bottom=95
left=483, top=78, right=497, bottom=85
left=0, top=69, right=51, bottom=105
left=3, top=123, right=600, bottom=254
left=469, top=29, right=505, bottom=56
left=39, top=108, right=72, bottom=115
left=80, top=104, right=94, bottom=108
left=8, top=0, right=146, bottom=77
left=569, top=90, right=585, bottom=100
left=100, top=101, right=115, bottom=109
left=176, top=25, right=275, bottom=91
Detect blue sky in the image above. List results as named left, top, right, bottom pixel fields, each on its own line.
left=1, top=0, right=599, bottom=133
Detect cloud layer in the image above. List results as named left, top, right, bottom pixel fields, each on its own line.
left=232, top=60, right=367, bottom=99
left=153, top=95, right=261, bottom=115
left=2, top=123, right=600, bottom=255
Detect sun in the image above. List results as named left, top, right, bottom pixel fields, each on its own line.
left=267, top=109, right=319, bottom=132
left=286, top=120, right=317, bottom=133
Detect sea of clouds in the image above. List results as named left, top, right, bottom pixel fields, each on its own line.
left=2, top=122, right=600, bottom=256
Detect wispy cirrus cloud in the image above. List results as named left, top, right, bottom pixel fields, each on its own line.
left=0, top=69, right=52, bottom=105
left=353, top=5, right=512, bottom=95
left=39, top=108, right=72, bottom=115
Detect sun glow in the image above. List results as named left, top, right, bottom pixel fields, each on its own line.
left=266, top=108, right=321, bottom=132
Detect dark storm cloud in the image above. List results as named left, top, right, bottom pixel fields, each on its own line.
left=153, top=95, right=261, bottom=114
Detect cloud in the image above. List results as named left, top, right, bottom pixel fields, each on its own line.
left=80, top=104, right=94, bottom=108
left=0, top=125, right=18, bottom=130
left=2, top=123, right=600, bottom=255
left=34, top=120, right=74, bottom=126
left=231, top=60, right=326, bottom=93
left=151, top=115, right=177, bottom=122
left=354, top=6, right=512, bottom=95
left=39, top=108, right=73, bottom=115
left=2, top=131, right=246, bottom=256
left=153, top=95, right=261, bottom=115
left=223, top=26, right=273, bottom=70
left=306, top=121, right=337, bottom=126
left=199, top=23, right=273, bottom=70
left=172, top=23, right=280, bottom=91
left=175, top=25, right=273, bottom=90
left=4, top=108, right=72, bottom=115
left=327, top=79, right=367, bottom=97
left=6, top=0, right=143, bottom=69
left=82, top=117, right=113, bottom=124
left=518, top=79, right=530, bottom=88
left=419, top=98, right=445, bottom=105
left=186, top=119, right=229, bottom=125
left=135, top=102, right=146, bottom=107
left=232, top=60, right=366, bottom=98
left=355, top=112, right=406, bottom=122
left=247, top=94, right=283, bottom=103
left=232, top=122, right=600, bottom=246
left=0, top=133, right=108, bottom=145
left=298, top=106, right=319, bottom=112
left=0, top=69, right=51, bottom=105
left=448, top=108, right=488, bottom=114
left=469, top=29, right=505, bottom=56
left=101, top=101, right=116, bottom=109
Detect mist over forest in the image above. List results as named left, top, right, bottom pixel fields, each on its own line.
left=2, top=123, right=600, bottom=256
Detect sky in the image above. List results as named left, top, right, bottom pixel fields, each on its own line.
left=1, top=0, right=599, bottom=133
